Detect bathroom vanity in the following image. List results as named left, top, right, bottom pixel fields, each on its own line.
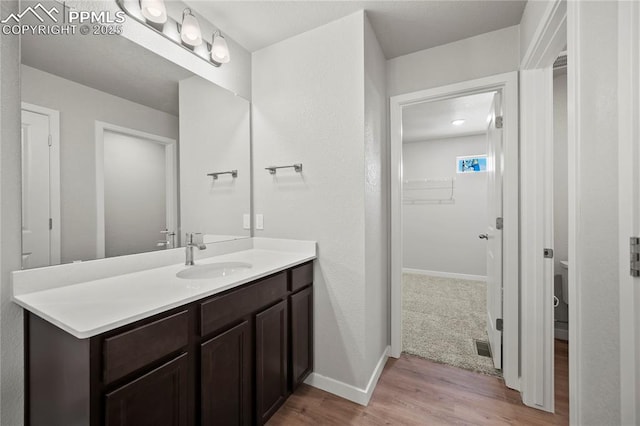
left=13, top=239, right=315, bottom=426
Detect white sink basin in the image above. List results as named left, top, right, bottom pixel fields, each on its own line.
left=176, top=262, right=253, bottom=280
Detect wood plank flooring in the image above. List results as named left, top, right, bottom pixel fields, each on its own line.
left=268, top=340, right=569, bottom=425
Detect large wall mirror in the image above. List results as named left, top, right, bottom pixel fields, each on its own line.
left=20, top=3, right=251, bottom=269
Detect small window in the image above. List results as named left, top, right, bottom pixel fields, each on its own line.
left=456, top=155, right=487, bottom=173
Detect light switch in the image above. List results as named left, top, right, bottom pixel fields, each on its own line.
left=243, top=214, right=250, bottom=230
left=256, top=214, right=264, bottom=230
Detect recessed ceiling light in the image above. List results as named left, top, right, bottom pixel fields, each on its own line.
left=451, top=119, right=465, bottom=126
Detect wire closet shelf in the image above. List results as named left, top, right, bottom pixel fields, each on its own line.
left=402, top=177, right=455, bottom=204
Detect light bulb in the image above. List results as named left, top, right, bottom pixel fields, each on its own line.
left=140, top=0, right=167, bottom=24
left=211, top=31, right=231, bottom=64
left=180, top=9, right=202, bottom=47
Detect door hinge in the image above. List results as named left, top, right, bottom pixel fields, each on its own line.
left=544, top=248, right=554, bottom=259
left=496, top=217, right=503, bottom=230
left=630, top=237, right=640, bottom=277
left=495, top=116, right=503, bottom=129
left=496, top=318, right=503, bottom=331
left=48, top=134, right=52, bottom=147
left=49, top=218, right=52, bottom=230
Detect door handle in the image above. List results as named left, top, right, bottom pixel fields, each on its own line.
left=478, top=233, right=489, bottom=240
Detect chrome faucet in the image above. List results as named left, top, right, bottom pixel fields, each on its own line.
left=185, top=232, right=206, bottom=266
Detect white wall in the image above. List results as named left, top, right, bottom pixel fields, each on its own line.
left=21, top=65, right=179, bottom=263
left=178, top=75, right=251, bottom=239
left=386, top=25, right=520, bottom=97
left=553, top=72, right=568, bottom=269
left=571, top=1, right=620, bottom=423
left=364, top=14, right=389, bottom=381
left=402, top=135, right=487, bottom=277
left=252, top=11, right=388, bottom=396
left=0, top=2, right=25, bottom=424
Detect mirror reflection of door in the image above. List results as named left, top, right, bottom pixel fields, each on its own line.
left=100, top=126, right=177, bottom=258
left=21, top=105, right=60, bottom=269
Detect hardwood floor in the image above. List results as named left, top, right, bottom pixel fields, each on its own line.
left=269, top=340, right=569, bottom=425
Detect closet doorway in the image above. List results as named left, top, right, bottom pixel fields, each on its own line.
left=400, top=91, right=501, bottom=377
left=389, top=72, right=520, bottom=391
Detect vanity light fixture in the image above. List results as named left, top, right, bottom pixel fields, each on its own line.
left=116, top=0, right=232, bottom=68
left=451, top=119, right=466, bottom=126
left=180, top=8, right=202, bottom=47
left=211, top=31, right=231, bottom=65
left=140, top=0, right=167, bottom=24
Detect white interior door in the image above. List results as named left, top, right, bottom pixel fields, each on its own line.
left=21, top=110, right=51, bottom=269
left=619, top=1, right=640, bottom=422
left=103, top=130, right=171, bottom=257
left=485, top=92, right=503, bottom=369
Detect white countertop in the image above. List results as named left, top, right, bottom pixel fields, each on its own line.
left=12, top=239, right=315, bottom=339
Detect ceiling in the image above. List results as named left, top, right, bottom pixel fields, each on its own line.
left=186, top=0, right=526, bottom=59
left=21, top=2, right=193, bottom=116
left=402, top=92, right=495, bottom=143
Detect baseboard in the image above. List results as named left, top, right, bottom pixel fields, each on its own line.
left=304, top=346, right=389, bottom=406
left=403, top=268, right=487, bottom=282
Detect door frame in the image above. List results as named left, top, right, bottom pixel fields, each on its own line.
left=95, top=121, right=178, bottom=259
left=21, top=102, right=61, bottom=266
left=618, top=1, right=640, bottom=423
left=389, top=71, right=520, bottom=391
left=518, top=0, right=567, bottom=413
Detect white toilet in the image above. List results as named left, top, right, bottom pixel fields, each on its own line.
left=560, top=260, right=569, bottom=304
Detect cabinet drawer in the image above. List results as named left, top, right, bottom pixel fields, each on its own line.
left=290, top=262, right=313, bottom=292
left=200, top=272, right=287, bottom=337
left=103, top=310, right=189, bottom=384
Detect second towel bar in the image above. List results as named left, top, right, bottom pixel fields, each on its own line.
left=207, top=170, right=238, bottom=180
left=265, top=163, right=303, bottom=175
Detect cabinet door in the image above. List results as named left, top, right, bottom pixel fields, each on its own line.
left=201, top=321, right=252, bottom=426
left=290, top=286, right=313, bottom=390
left=255, top=300, right=288, bottom=424
left=105, top=353, right=188, bottom=426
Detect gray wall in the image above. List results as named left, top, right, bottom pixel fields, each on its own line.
left=553, top=71, right=569, bottom=326
left=402, top=135, right=488, bottom=277
left=386, top=25, right=520, bottom=97
left=519, top=1, right=550, bottom=65
left=21, top=65, right=179, bottom=263
left=252, top=11, right=388, bottom=391
left=0, top=2, right=25, bottom=424
left=553, top=72, right=568, bottom=271
left=178, top=75, right=251, bottom=239
left=364, top=14, right=389, bottom=379
left=573, top=1, right=620, bottom=423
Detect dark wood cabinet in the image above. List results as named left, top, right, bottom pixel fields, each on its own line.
left=256, top=300, right=288, bottom=424
left=105, top=354, right=189, bottom=426
left=290, top=285, right=313, bottom=390
left=26, top=261, right=314, bottom=426
left=201, top=320, right=252, bottom=426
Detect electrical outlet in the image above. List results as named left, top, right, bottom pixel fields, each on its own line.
left=243, top=214, right=250, bottom=230
left=256, top=214, right=264, bottom=230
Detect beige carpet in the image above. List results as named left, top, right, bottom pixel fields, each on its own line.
left=402, top=273, right=502, bottom=377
